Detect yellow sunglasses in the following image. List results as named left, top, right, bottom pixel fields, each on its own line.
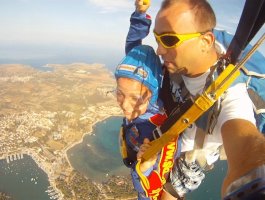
left=154, top=31, right=202, bottom=48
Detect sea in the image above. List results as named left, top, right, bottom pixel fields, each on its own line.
left=0, top=155, right=51, bottom=200
left=0, top=116, right=227, bottom=200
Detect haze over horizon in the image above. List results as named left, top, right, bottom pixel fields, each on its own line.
left=0, top=0, right=264, bottom=70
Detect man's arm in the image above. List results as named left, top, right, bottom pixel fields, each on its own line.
left=221, top=118, right=265, bottom=196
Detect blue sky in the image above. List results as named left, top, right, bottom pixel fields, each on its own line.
left=0, top=0, right=264, bottom=70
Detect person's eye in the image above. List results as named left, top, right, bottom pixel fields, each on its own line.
left=131, top=96, right=140, bottom=102
left=116, top=92, right=125, bottom=101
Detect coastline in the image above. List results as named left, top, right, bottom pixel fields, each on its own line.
left=0, top=114, right=122, bottom=200
left=64, top=114, right=122, bottom=169
left=0, top=149, right=63, bottom=200
left=23, top=150, right=64, bottom=200
left=0, top=111, right=123, bottom=199
left=0, top=63, right=133, bottom=199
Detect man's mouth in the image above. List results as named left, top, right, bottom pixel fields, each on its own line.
left=164, top=60, right=174, bottom=67
left=163, top=61, right=170, bottom=65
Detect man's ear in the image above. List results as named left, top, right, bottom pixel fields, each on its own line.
left=200, top=31, right=215, bottom=52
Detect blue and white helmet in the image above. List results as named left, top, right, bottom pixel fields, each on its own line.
left=115, top=45, right=162, bottom=105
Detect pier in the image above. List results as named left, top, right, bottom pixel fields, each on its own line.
left=45, top=185, right=62, bottom=200
left=5, top=153, right=24, bottom=164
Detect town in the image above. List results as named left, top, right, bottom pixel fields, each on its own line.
left=0, top=63, right=137, bottom=200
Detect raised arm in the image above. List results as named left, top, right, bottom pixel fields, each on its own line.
left=125, top=0, right=152, bottom=54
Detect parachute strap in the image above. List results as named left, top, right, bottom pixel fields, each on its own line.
left=227, top=0, right=265, bottom=64
left=119, top=126, right=136, bottom=168
left=248, top=89, right=265, bottom=115
left=120, top=122, right=140, bottom=168
left=142, top=64, right=240, bottom=161
left=119, top=127, right=127, bottom=159
left=135, top=139, right=178, bottom=199
left=241, top=66, right=265, bottom=78
left=142, top=0, right=265, bottom=161
left=195, top=62, right=227, bottom=140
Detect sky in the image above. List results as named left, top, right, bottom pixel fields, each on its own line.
left=0, top=0, right=264, bottom=70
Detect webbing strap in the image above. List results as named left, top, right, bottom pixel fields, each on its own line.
left=142, top=1, right=265, bottom=161
left=227, top=0, right=265, bottom=64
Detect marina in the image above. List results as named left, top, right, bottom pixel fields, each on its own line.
left=5, top=153, right=24, bottom=164
left=0, top=154, right=58, bottom=200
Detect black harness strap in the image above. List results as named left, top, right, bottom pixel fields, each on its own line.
left=227, top=0, right=265, bottom=64
left=159, top=70, right=179, bottom=116
left=158, top=0, right=265, bottom=138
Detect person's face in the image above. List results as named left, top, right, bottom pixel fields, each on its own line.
left=154, top=3, right=204, bottom=77
left=116, top=78, right=151, bottom=121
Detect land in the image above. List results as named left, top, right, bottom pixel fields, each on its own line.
left=0, top=63, right=137, bottom=200
left=0, top=192, right=13, bottom=200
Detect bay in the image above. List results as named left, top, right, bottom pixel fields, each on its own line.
left=67, top=116, right=130, bottom=182
left=68, top=116, right=227, bottom=199
left=0, top=116, right=227, bottom=200
left=0, top=155, right=51, bottom=200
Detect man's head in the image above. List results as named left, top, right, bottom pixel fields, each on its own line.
left=154, top=0, right=218, bottom=77
left=115, top=45, right=162, bottom=121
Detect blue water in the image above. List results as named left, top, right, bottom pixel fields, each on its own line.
left=187, top=161, right=227, bottom=200
left=0, top=117, right=228, bottom=200
left=67, top=116, right=130, bottom=182
left=0, top=155, right=51, bottom=200
left=68, top=116, right=228, bottom=199
left=34, top=65, right=54, bottom=72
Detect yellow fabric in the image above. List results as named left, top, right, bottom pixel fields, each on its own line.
left=142, top=64, right=240, bottom=161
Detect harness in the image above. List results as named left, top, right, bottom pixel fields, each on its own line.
left=159, top=63, right=226, bottom=152
left=119, top=112, right=179, bottom=199
left=119, top=112, right=167, bottom=168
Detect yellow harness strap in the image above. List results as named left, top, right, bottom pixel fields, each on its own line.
left=142, top=64, right=240, bottom=161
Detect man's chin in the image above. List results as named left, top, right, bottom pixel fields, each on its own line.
left=166, top=66, right=186, bottom=75
left=167, top=68, right=177, bottom=74
left=167, top=68, right=182, bottom=75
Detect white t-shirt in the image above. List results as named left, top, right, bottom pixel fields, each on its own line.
left=172, top=71, right=256, bottom=164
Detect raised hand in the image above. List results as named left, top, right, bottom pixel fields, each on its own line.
left=135, top=0, right=151, bottom=14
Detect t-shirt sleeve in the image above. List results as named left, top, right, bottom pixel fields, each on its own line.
left=216, top=83, right=256, bottom=132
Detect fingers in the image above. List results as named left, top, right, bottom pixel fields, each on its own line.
left=143, top=138, right=150, bottom=144
left=135, top=0, right=150, bottom=13
left=137, top=138, right=158, bottom=172
left=137, top=139, right=151, bottom=161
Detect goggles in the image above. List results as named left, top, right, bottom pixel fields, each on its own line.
left=115, top=89, right=150, bottom=108
left=154, top=31, right=202, bottom=48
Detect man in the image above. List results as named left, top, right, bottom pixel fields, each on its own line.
left=128, top=0, right=265, bottom=199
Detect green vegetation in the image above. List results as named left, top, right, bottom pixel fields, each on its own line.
left=55, top=171, right=137, bottom=200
